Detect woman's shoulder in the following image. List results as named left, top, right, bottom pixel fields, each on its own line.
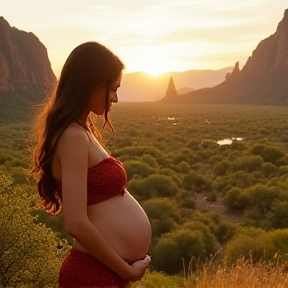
left=58, top=124, right=89, bottom=148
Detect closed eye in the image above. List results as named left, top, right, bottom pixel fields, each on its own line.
left=111, top=84, right=120, bottom=91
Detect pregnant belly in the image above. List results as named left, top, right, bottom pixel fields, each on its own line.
left=74, top=191, right=152, bottom=262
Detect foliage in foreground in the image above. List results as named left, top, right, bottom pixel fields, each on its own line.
left=0, top=175, right=68, bottom=288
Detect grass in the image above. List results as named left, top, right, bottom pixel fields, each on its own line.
left=134, top=257, right=288, bottom=288
left=186, top=258, right=288, bottom=288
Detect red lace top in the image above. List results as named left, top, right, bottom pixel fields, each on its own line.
left=55, top=156, right=127, bottom=205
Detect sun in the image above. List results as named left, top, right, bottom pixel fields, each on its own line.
left=133, top=56, right=173, bottom=76
left=143, top=67, right=168, bottom=76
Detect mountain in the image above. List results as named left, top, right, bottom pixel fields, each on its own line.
left=162, top=9, right=288, bottom=105
left=177, top=87, right=194, bottom=94
left=0, top=17, right=56, bottom=121
left=120, top=67, right=232, bottom=102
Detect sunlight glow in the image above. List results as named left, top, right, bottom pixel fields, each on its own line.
left=1, top=0, right=286, bottom=76
left=140, top=62, right=173, bottom=76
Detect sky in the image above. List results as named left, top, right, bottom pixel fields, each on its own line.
left=1, top=0, right=287, bottom=76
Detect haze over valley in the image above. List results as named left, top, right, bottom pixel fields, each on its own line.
left=120, top=67, right=233, bottom=102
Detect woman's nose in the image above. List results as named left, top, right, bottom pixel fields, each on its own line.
left=111, top=94, right=118, bottom=103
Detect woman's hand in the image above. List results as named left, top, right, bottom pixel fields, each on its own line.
left=124, top=255, right=151, bottom=282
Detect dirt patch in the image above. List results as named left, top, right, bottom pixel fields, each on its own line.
left=194, top=193, right=244, bottom=224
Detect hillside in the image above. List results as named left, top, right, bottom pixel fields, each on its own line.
left=162, top=9, right=288, bottom=105
left=0, top=17, right=56, bottom=122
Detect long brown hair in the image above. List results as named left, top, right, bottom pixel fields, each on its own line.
left=32, top=42, right=124, bottom=215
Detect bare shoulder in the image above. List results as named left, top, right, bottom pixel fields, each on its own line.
left=56, top=126, right=90, bottom=165
left=58, top=126, right=89, bottom=149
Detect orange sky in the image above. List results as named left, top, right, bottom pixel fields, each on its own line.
left=1, top=0, right=287, bottom=76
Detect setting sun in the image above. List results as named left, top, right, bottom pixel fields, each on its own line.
left=140, top=62, right=172, bottom=76
left=121, top=46, right=183, bottom=76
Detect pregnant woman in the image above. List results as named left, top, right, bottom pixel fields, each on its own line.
left=32, top=42, right=152, bottom=288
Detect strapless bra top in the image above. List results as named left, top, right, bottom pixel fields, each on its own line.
left=55, top=156, right=127, bottom=205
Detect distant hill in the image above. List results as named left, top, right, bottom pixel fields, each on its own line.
left=177, top=87, right=194, bottom=94
left=120, top=67, right=232, bottom=102
left=162, top=9, right=288, bottom=105
left=0, top=16, right=55, bottom=121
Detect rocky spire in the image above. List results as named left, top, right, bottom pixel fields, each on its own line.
left=225, top=61, right=240, bottom=80
left=165, top=77, right=177, bottom=98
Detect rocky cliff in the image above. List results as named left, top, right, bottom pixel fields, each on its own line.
left=0, top=17, right=55, bottom=93
left=162, top=9, right=288, bottom=105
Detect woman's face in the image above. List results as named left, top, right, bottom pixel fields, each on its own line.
left=88, top=71, right=123, bottom=115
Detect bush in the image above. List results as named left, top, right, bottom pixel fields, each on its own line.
left=0, top=175, right=68, bottom=287
left=141, top=154, right=159, bottom=168
left=233, top=155, right=263, bottom=173
left=250, top=144, right=284, bottom=164
left=183, top=172, right=211, bottom=192
left=143, top=174, right=178, bottom=198
left=152, top=229, right=207, bottom=274
left=269, top=201, right=288, bottom=228
left=261, top=162, right=279, bottom=177
left=216, top=221, right=236, bottom=244
left=245, top=184, right=279, bottom=214
left=142, top=198, right=180, bottom=237
left=176, top=161, right=190, bottom=174
left=123, top=160, right=154, bottom=181
left=225, top=227, right=288, bottom=266
left=224, top=227, right=273, bottom=264
left=213, top=160, right=231, bottom=176
left=223, top=187, right=249, bottom=212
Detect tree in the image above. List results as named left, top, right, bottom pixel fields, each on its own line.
left=224, top=227, right=274, bottom=264
left=142, top=198, right=180, bottom=238
left=182, top=221, right=216, bottom=256
left=176, top=161, right=190, bottom=174
left=261, top=162, right=279, bottom=177
left=233, top=155, right=263, bottom=173
left=213, top=160, right=231, bottom=176
left=152, top=229, right=208, bottom=274
left=143, top=174, right=178, bottom=198
left=123, top=160, right=153, bottom=181
left=269, top=201, right=288, bottom=228
left=152, top=237, right=182, bottom=274
left=141, top=154, right=159, bottom=168
left=245, top=184, right=279, bottom=214
left=183, top=172, right=211, bottom=192
left=0, top=175, right=68, bottom=287
left=224, top=227, right=288, bottom=266
left=223, top=187, right=249, bottom=212
left=250, top=144, right=284, bottom=164
left=216, top=221, right=236, bottom=244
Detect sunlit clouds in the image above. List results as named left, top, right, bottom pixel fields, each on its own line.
left=1, top=0, right=287, bottom=76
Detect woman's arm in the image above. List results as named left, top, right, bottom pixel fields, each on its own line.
left=58, top=127, right=149, bottom=280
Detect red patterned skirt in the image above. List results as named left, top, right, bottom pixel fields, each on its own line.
left=59, top=248, right=127, bottom=288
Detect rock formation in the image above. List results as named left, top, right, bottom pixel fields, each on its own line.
left=162, top=9, right=288, bottom=105
left=0, top=16, right=56, bottom=93
left=227, top=62, right=240, bottom=78
left=165, top=77, right=178, bottom=98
